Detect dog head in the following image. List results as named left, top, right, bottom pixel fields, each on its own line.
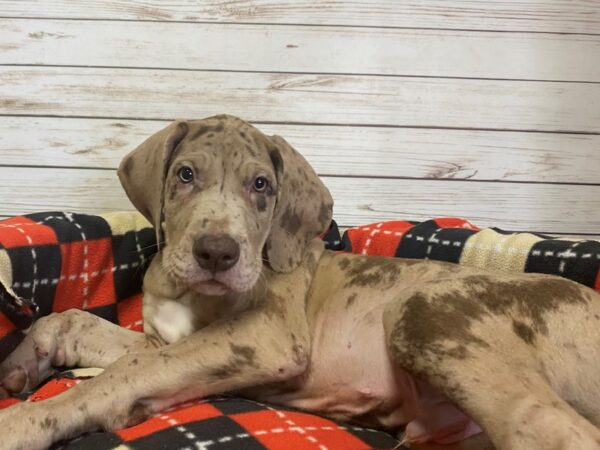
left=118, top=115, right=333, bottom=295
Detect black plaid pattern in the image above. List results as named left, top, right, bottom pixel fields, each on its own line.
left=134, top=416, right=267, bottom=450
left=395, top=219, right=446, bottom=259
left=323, top=221, right=343, bottom=251
left=212, top=397, right=272, bottom=415
left=526, top=239, right=600, bottom=287
left=423, top=227, right=478, bottom=263
left=57, top=432, right=123, bottom=450
left=111, top=228, right=156, bottom=302
left=26, top=212, right=113, bottom=243
left=8, top=244, right=62, bottom=318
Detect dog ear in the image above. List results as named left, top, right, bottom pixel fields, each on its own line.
left=265, top=135, right=333, bottom=273
left=118, top=120, right=189, bottom=233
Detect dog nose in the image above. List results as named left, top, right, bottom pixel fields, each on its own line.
left=193, top=235, right=240, bottom=273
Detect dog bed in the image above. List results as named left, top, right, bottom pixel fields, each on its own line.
left=0, top=211, right=598, bottom=450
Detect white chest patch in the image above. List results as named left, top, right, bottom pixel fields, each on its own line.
left=151, top=300, right=195, bottom=344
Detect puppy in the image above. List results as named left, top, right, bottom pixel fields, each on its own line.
left=1, top=115, right=599, bottom=450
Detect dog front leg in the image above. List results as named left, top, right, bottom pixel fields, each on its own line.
left=0, top=290, right=310, bottom=450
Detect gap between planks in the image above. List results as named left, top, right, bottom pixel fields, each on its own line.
left=0, top=0, right=599, bottom=34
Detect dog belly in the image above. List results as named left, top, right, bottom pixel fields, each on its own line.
left=263, top=295, right=417, bottom=428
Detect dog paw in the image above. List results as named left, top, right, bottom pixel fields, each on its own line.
left=1, top=309, right=108, bottom=394
left=0, top=333, right=53, bottom=394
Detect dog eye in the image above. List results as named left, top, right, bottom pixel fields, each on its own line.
left=178, top=166, right=194, bottom=183
left=253, top=176, right=268, bottom=192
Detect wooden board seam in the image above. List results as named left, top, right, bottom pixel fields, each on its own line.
left=2, top=114, right=600, bottom=137
left=1, top=15, right=599, bottom=37
left=2, top=63, right=600, bottom=85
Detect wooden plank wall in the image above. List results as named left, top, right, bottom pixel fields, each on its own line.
left=0, top=1, right=599, bottom=237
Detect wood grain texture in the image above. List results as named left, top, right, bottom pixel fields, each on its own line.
left=328, top=178, right=600, bottom=233
left=0, top=167, right=597, bottom=234
left=3, top=19, right=600, bottom=82
left=2, top=67, right=599, bottom=133
left=1, top=0, right=599, bottom=34
left=2, top=117, right=600, bottom=184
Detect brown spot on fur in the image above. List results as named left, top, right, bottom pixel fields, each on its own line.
left=239, top=130, right=251, bottom=143
left=208, top=343, right=257, bottom=380
left=341, top=255, right=402, bottom=288
left=346, top=293, right=358, bottom=307
left=41, top=416, right=58, bottom=431
left=390, top=275, right=587, bottom=372
left=245, top=143, right=258, bottom=157
left=512, top=320, right=535, bottom=344
left=189, top=123, right=224, bottom=141
left=230, top=343, right=256, bottom=365
left=209, top=363, right=241, bottom=378
left=338, top=257, right=351, bottom=270
left=159, top=351, right=172, bottom=362
left=464, top=275, right=586, bottom=334
left=279, top=208, right=302, bottom=234
left=256, top=195, right=267, bottom=212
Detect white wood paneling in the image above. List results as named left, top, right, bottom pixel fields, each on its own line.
left=0, top=167, right=598, bottom=234
left=2, top=117, right=599, bottom=184
left=1, top=1, right=599, bottom=33
left=2, top=67, right=599, bottom=133
left=2, top=19, right=600, bottom=82
left=0, top=1, right=598, bottom=237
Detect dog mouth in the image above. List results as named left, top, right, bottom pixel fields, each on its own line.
left=192, top=278, right=230, bottom=296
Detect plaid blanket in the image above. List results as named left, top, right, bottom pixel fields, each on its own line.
left=0, top=212, right=598, bottom=450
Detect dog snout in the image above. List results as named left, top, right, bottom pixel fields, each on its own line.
left=193, top=235, right=241, bottom=273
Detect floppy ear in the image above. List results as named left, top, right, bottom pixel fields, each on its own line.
left=117, top=120, right=189, bottom=238
left=265, top=135, right=333, bottom=273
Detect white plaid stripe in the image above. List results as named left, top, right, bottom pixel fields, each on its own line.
left=179, top=423, right=382, bottom=450
left=64, top=213, right=91, bottom=308
left=361, top=222, right=384, bottom=255
left=243, top=397, right=331, bottom=450
left=11, top=261, right=141, bottom=290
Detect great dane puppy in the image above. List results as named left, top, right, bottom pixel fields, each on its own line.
left=0, top=115, right=599, bottom=450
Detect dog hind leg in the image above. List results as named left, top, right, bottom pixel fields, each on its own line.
left=383, top=288, right=600, bottom=450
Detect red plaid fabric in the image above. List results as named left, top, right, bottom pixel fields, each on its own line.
left=0, top=212, right=153, bottom=340
left=1, top=212, right=599, bottom=449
